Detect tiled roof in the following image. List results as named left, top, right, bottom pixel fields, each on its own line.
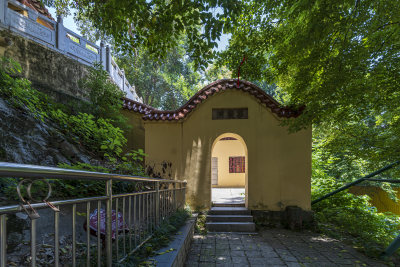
left=123, top=79, right=304, bottom=121
left=18, top=0, right=54, bottom=20
left=122, top=99, right=156, bottom=114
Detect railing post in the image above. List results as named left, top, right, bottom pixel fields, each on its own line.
left=100, top=40, right=106, bottom=70
left=173, top=183, right=177, bottom=211
left=106, top=45, right=111, bottom=73
left=155, top=181, right=160, bottom=226
left=0, top=215, right=6, bottom=267
left=183, top=182, right=186, bottom=207
left=382, top=233, right=400, bottom=259
left=54, top=209, right=59, bottom=267
left=105, top=179, right=113, bottom=267
left=0, top=0, right=5, bottom=25
left=31, top=220, right=36, bottom=267
left=121, top=69, right=125, bottom=93
left=56, top=15, right=65, bottom=52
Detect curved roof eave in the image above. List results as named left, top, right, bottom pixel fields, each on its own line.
left=122, top=79, right=304, bottom=121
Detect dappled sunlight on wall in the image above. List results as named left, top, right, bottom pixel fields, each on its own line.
left=143, top=81, right=311, bottom=211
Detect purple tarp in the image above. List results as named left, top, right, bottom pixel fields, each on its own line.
left=87, top=208, right=128, bottom=239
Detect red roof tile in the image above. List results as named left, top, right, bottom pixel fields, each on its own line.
left=123, top=79, right=304, bottom=121
left=18, top=0, right=54, bottom=20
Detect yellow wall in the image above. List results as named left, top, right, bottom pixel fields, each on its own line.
left=122, top=110, right=145, bottom=152
left=350, top=186, right=400, bottom=215
left=144, top=90, right=312, bottom=211
left=211, top=139, right=246, bottom=188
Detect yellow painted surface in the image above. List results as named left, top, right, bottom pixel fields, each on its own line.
left=144, top=89, right=312, bottom=211
left=122, top=110, right=145, bottom=152
left=350, top=186, right=400, bottom=215
left=8, top=4, right=28, bottom=17
left=7, top=3, right=54, bottom=29
left=211, top=139, right=245, bottom=188
left=36, top=18, right=54, bottom=30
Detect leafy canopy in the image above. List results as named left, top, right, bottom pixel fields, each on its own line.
left=116, top=37, right=203, bottom=110
left=43, top=0, right=243, bottom=68
left=219, top=0, right=400, bottom=168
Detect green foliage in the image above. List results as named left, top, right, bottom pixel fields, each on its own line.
left=194, top=213, right=208, bottom=236
left=115, top=149, right=146, bottom=175
left=57, top=148, right=147, bottom=179
left=220, top=0, right=400, bottom=171
left=0, top=57, right=146, bottom=199
left=117, top=208, right=191, bottom=266
left=0, top=57, right=52, bottom=120
left=51, top=110, right=127, bottom=157
left=43, top=0, right=243, bottom=69
left=116, top=38, right=203, bottom=109
left=79, top=63, right=127, bottom=128
left=58, top=162, right=109, bottom=173
left=312, top=152, right=400, bottom=257
left=0, top=57, right=127, bottom=158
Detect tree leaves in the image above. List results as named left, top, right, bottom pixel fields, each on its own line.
left=220, top=0, right=400, bottom=171
left=46, top=0, right=243, bottom=69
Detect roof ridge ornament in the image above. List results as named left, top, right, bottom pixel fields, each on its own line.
left=237, top=55, right=247, bottom=88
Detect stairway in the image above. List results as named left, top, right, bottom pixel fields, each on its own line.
left=206, top=203, right=256, bottom=232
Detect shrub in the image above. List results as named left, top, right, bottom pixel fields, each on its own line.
left=79, top=63, right=128, bottom=129
left=0, top=57, right=127, bottom=158
left=0, top=57, right=145, bottom=199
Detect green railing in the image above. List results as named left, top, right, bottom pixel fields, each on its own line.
left=311, top=161, right=400, bottom=258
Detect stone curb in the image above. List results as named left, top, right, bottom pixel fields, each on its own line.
left=151, top=214, right=198, bottom=267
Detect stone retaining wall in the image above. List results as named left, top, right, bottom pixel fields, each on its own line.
left=0, top=0, right=141, bottom=102
left=1, top=28, right=90, bottom=102
left=151, top=215, right=197, bottom=267
left=253, top=206, right=315, bottom=230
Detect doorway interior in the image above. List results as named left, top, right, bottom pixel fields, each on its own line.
left=211, top=133, right=248, bottom=205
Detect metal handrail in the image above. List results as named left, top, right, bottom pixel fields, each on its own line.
left=0, top=162, right=186, bottom=267
left=0, top=162, right=185, bottom=183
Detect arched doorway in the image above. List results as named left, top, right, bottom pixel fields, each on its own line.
left=211, top=133, right=248, bottom=206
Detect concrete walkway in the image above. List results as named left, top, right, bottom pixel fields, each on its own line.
left=212, top=188, right=245, bottom=204
left=185, top=229, right=388, bottom=266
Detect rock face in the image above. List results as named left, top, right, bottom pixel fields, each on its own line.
left=0, top=97, right=93, bottom=166
left=0, top=96, right=104, bottom=264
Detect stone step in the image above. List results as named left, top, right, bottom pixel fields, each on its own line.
left=212, top=203, right=245, bottom=207
left=206, top=215, right=253, bottom=222
left=208, top=207, right=251, bottom=215
left=206, top=222, right=256, bottom=232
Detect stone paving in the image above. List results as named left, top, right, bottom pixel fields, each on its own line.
left=212, top=188, right=245, bottom=204
left=185, top=229, right=388, bottom=267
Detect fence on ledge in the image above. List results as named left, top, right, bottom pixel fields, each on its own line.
left=0, top=162, right=186, bottom=267
left=0, top=0, right=141, bottom=102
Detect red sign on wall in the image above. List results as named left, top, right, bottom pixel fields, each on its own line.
left=229, top=157, right=245, bottom=173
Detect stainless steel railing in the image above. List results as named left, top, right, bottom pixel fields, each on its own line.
left=0, top=162, right=186, bottom=267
